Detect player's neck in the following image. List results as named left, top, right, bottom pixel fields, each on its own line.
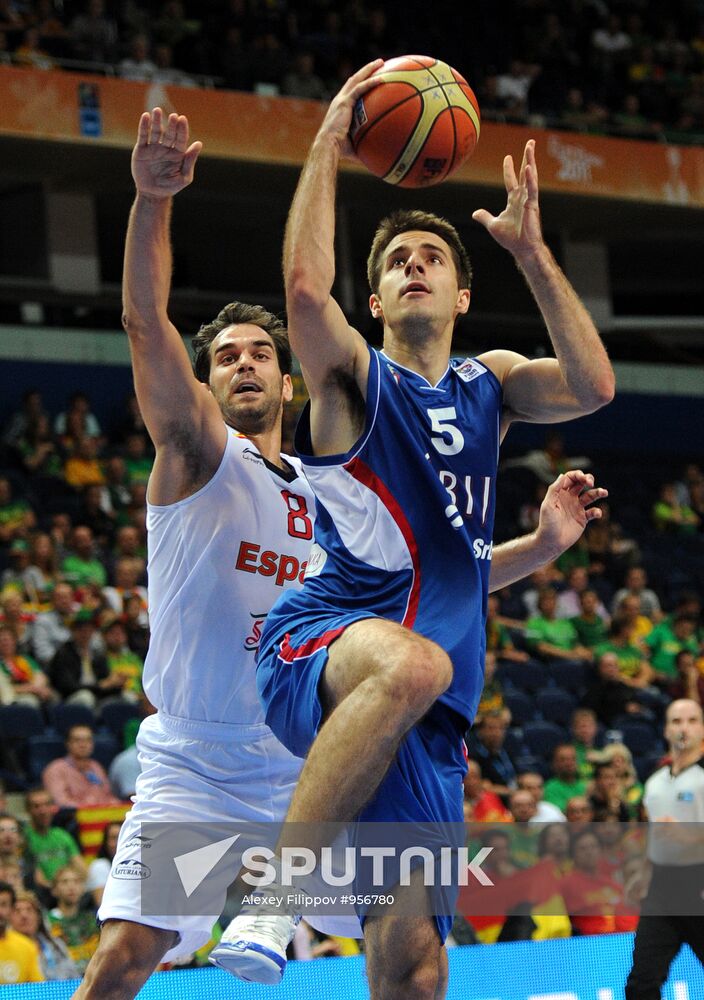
left=246, top=427, right=287, bottom=469
left=383, top=326, right=451, bottom=386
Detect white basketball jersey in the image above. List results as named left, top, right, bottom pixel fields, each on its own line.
left=143, top=429, right=315, bottom=724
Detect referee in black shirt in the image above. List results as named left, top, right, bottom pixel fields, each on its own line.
left=625, top=698, right=704, bottom=999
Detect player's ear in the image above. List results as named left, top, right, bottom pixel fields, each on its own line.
left=369, top=293, right=384, bottom=321
left=282, top=374, right=293, bottom=403
left=456, top=288, right=470, bottom=315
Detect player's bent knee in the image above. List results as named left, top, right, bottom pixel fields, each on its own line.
left=386, top=640, right=452, bottom=707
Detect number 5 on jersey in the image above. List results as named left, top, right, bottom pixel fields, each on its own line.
left=428, top=407, right=464, bottom=456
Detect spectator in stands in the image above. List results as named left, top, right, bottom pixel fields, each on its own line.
left=561, top=828, right=637, bottom=936
left=582, top=650, right=650, bottom=727
left=507, top=790, right=540, bottom=867
left=47, top=610, right=116, bottom=707
left=462, top=760, right=511, bottom=822
left=0, top=881, right=43, bottom=984
left=612, top=566, right=662, bottom=622
left=118, top=31, right=156, bottom=80
left=60, top=526, right=107, bottom=589
left=48, top=513, right=72, bottom=566
left=668, top=649, right=704, bottom=706
left=495, top=59, right=541, bottom=120
left=0, top=815, right=36, bottom=893
left=16, top=414, right=63, bottom=490
left=591, top=13, right=632, bottom=77
left=673, top=463, right=704, bottom=507
left=42, top=725, right=120, bottom=809
left=11, top=889, right=79, bottom=981
left=557, top=566, right=608, bottom=620
left=2, top=389, right=47, bottom=451
left=610, top=93, right=659, bottom=138
left=537, top=822, right=572, bottom=873
left=85, top=821, right=121, bottom=907
left=544, top=744, right=589, bottom=814
left=54, top=392, right=101, bottom=445
left=32, top=583, right=80, bottom=668
left=588, top=761, right=630, bottom=822
left=583, top=501, right=640, bottom=588
left=30, top=0, right=69, bottom=59
left=151, top=42, right=196, bottom=87
left=99, top=456, right=132, bottom=523
left=652, top=482, right=700, bottom=535
left=0, top=590, right=35, bottom=655
left=24, top=534, right=60, bottom=605
left=560, top=87, right=609, bottom=133
left=517, top=772, right=566, bottom=822
left=122, top=592, right=149, bottom=659
left=122, top=431, right=153, bottom=487
left=646, top=613, right=700, bottom=684
left=22, top=790, right=83, bottom=890
left=467, top=710, right=519, bottom=801
left=1, top=539, right=33, bottom=597
left=69, top=0, right=118, bottom=64
left=476, top=651, right=505, bottom=719
left=0, top=476, right=35, bottom=546
left=503, top=431, right=591, bottom=486
left=63, top=436, right=105, bottom=491
left=571, top=707, right=600, bottom=779
left=77, top=485, right=115, bottom=551
left=47, top=866, right=98, bottom=974
left=13, top=26, right=54, bottom=69
left=614, top=593, right=653, bottom=649
left=103, top=557, right=147, bottom=615
left=283, top=49, right=327, bottom=100
left=595, top=616, right=654, bottom=688
left=486, top=593, right=530, bottom=664
left=0, top=625, right=53, bottom=708
left=571, top=589, right=610, bottom=650
left=525, top=587, right=593, bottom=664
left=590, top=743, right=643, bottom=820
left=101, top=614, right=143, bottom=702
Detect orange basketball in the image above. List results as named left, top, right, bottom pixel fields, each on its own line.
left=349, top=55, right=480, bottom=188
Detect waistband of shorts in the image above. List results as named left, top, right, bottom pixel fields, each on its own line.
left=155, top=711, right=274, bottom=742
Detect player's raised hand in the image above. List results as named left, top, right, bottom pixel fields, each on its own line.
left=472, top=139, right=544, bottom=260
left=317, top=59, right=384, bottom=158
left=131, top=108, right=203, bottom=198
left=535, top=470, right=608, bottom=557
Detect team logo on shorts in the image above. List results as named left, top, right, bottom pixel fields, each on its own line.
left=113, top=858, right=151, bottom=880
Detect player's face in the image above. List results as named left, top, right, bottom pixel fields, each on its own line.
left=665, top=700, right=704, bottom=754
left=369, top=231, right=470, bottom=334
left=208, top=325, right=293, bottom=435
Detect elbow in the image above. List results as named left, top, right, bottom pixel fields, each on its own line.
left=285, top=266, right=330, bottom=315
left=580, top=371, right=616, bottom=413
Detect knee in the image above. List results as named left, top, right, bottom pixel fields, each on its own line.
left=383, top=639, right=453, bottom=711
left=373, top=957, right=441, bottom=1000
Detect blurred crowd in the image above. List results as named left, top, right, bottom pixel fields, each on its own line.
left=0, top=0, right=703, bottom=143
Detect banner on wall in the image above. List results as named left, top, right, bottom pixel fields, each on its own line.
left=1, top=66, right=703, bottom=207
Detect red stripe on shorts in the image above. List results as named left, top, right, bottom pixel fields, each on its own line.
left=279, top=626, right=347, bottom=663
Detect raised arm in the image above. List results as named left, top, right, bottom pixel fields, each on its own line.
left=474, top=140, right=615, bottom=430
left=123, top=109, right=226, bottom=505
left=489, top=470, right=607, bottom=592
left=283, top=63, right=382, bottom=455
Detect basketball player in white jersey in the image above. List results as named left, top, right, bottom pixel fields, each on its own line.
left=76, top=108, right=605, bottom=998
left=73, top=109, right=316, bottom=998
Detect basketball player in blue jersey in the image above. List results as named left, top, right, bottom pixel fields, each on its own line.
left=213, top=63, right=615, bottom=995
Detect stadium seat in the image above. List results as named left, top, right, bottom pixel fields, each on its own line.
left=504, top=690, right=537, bottom=726
left=91, top=732, right=120, bottom=771
left=521, top=720, right=568, bottom=760
left=546, top=660, right=589, bottom=695
left=99, top=701, right=141, bottom=744
left=497, top=659, right=549, bottom=694
left=50, top=702, right=96, bottom=737
left=615, top=719, right=660, bottom=757
left=536, top=688, right=578, bottom=724
left=0, top=703, right=45, bottom=739
left=26, top=733, right=66, bottom=782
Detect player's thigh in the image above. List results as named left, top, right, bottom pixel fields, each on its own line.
left=322, top=617, right=451, bottom=712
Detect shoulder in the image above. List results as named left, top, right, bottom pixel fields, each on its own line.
left=476, top=349, right=529, bottom=383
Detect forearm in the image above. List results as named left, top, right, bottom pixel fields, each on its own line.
left=283, top=135, right=340, bottom=302
left=518, top=245, right=615, bottom=409
left=489, top=530, right=559, bottom=592
left=122, top=193, right=173, bottom=334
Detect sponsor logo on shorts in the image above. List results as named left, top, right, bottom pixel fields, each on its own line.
left=124, top=834, right=152, bottom=850
left=113, top=859, right=151, bottom=880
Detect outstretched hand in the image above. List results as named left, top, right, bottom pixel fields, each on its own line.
left=318, top=59, right=384, bottom=158
left=472, top=139, right=544, bottom=260
left=131, top=108, right=203, bottom=198
left=536, top=470, right=607, bottom=557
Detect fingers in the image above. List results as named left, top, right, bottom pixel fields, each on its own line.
left=503, top=154, right=518, bottom=192
left=471, top=208, right=494, bottom=230
left=347, top=58, right=385, bottom=87
left=585, top=507, right=603, bottom=521
left=136, top=111, right=151, bottom=146
left=181, top=140, right=203, bottom=179
left=580, top=487, right=608, bottom=505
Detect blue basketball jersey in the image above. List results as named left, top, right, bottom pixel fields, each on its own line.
left=262, top=343, right=503, bottom=724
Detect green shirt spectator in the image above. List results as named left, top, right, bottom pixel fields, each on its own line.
left=652, top=483, right=700, bottom=535
left=60, top=526, right=107, bottom=589
left=23, top=789, right=81, bottom=885
left=544, top=744, right=589, bottom=813
left=525, top=588, right=592, bottom=661
left=570, top=589, right=609, bottom=648
left=645, top=616, right=700, bottom=679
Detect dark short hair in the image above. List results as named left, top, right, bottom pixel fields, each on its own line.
left=191, top=302, right=291, bottom=383
left=0, top=880, right=16, bottom=905
left=366, top=209, right=472, bottom=294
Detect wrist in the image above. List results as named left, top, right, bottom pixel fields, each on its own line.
left=135, top=191, right=172, bottom=208
left=515, top=242, right=554, bottom=279
left=530, top=527, right=562, bottom=565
